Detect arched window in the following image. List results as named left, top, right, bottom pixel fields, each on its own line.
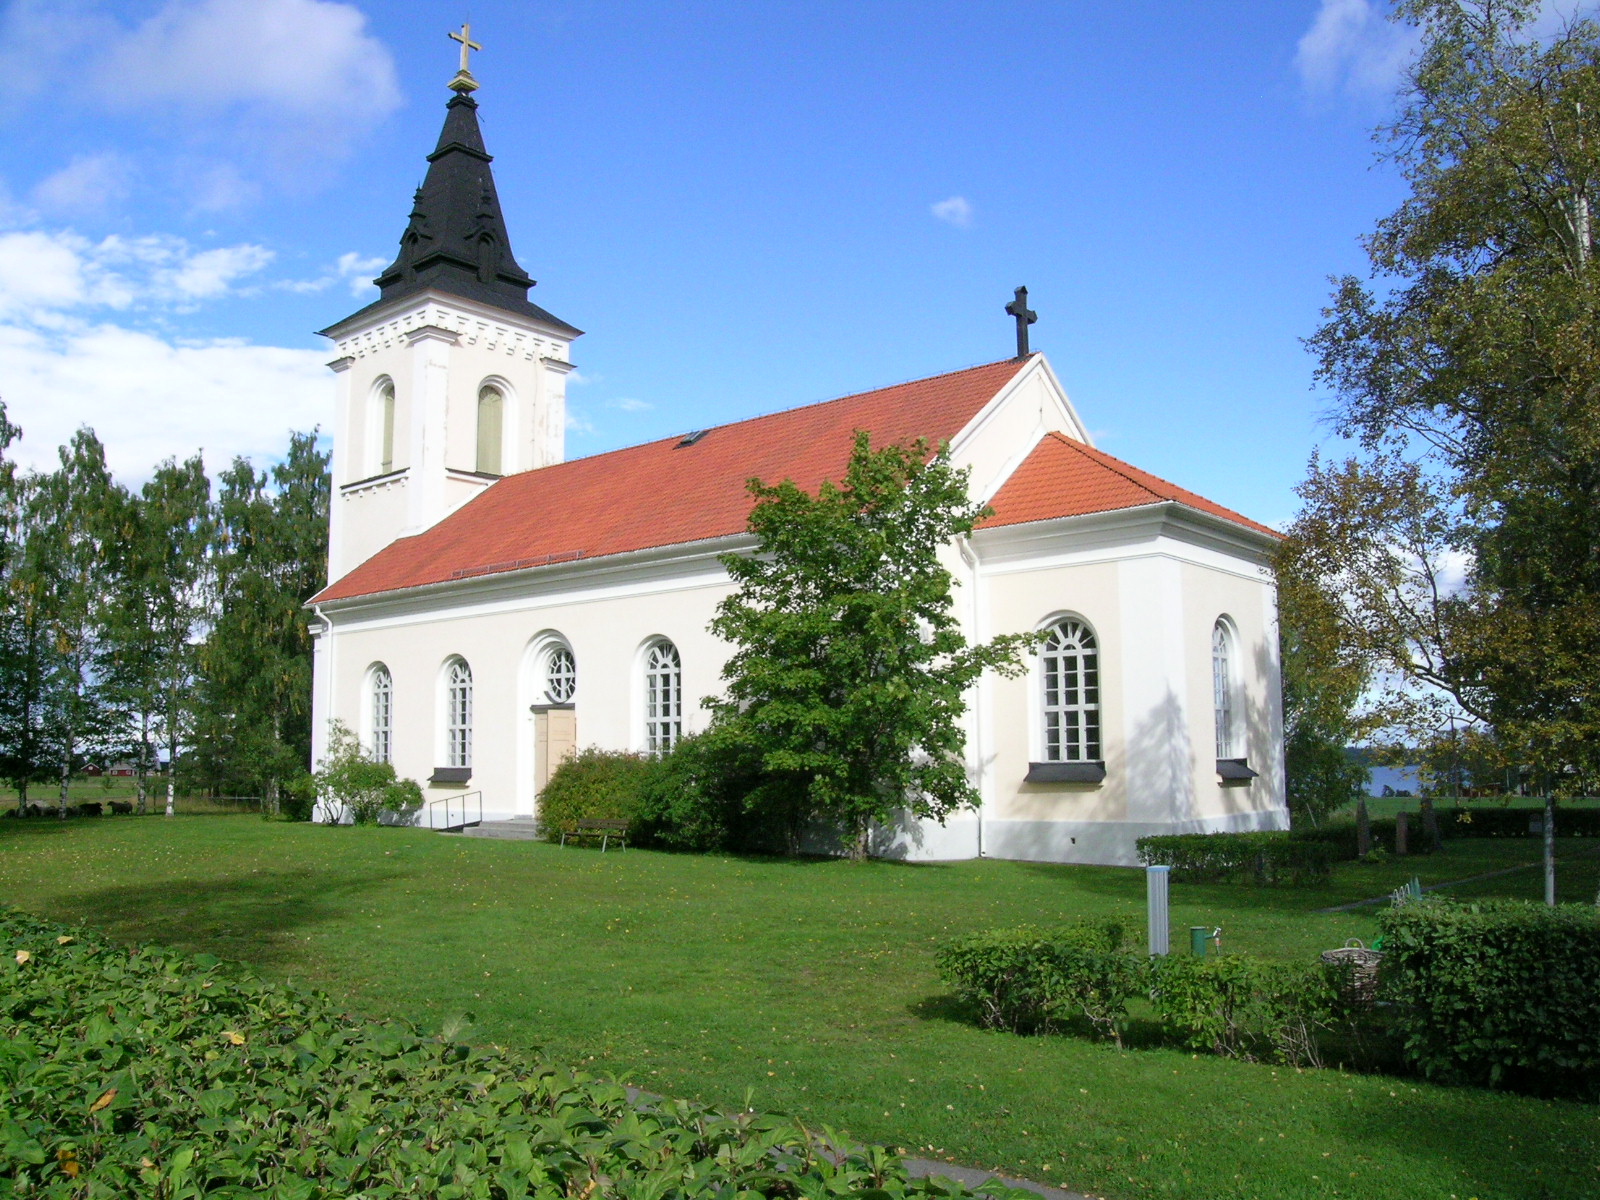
left=369, top=665, right=393, bottom=764
left=1040, top=618, right=1100, bottom=762
left=644, top=640, right=681, bottom=753
left=446, top=659, right=473, bottom=768
left=544, top=644, right=576, bottom=703
left=1213, top=620, right=1236, bottom=759
left=378, top=381, right=396, bottom=474
left=476, top=385, right=503, bottom=475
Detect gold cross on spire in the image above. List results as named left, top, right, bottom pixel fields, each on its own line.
left=448, top=22, right=482, bottom=93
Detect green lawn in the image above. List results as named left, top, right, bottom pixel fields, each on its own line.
left=2, top=817, right=1596, bottom=1200
left=10, top=779, right=259, bottom=815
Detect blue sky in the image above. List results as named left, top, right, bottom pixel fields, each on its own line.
left=0, top=0, right=1426, bottom=527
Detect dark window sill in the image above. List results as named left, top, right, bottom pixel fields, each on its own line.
left=429, top=767, right=472, bottom=785
left=1217, top=757, right=1257, bottom=783
left=1025, top=760, right=1107, bottom=784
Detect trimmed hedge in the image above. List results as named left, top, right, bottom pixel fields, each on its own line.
left=1297, top=804, right=1600, bottom=860
left=1135, top=832, right=1333, bottom=885
left=1148, top=953, right=1340, bottom=1067
left=935, top=922, right=1142, bottom=1043
left=1, top=907, right=1031, bottom=1200
left=535, top=746, right=653, bottom=842
left=1376, top=900, right=1600, bottom=1099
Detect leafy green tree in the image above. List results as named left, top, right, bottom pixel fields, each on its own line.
left=26, top=430, right=123, bottom=817
left=193, top=431, right=329, bottom=809
left=1298, top=0, right=1600, bottom=896
left=99, top=456, right=212, bottom=815
left=708, top=433, right=1037, bottom=859
left=1275, top=528, right=1376, bottom=826
left=0, top=402, right=55, bottom=810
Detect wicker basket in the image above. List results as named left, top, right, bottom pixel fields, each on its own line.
left=1320, top=938, right=1384, bottom=1008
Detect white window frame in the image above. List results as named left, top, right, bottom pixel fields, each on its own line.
left=642, top=639, right=682, bottom=754
left=543, top=644, right=576, bottom=703
left=367, top=664, right=393, bottom=764
left=1039, top=617, right=1101, bottom=763
left=444, top=658, right=473, bottom=768
left=1212, top=618, right=1239, bottom=759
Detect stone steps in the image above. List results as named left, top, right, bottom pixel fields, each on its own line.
left=455, top=819, right=542, bottom=840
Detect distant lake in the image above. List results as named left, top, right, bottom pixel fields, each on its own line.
left=1367, top=764, right=1422, bottom=797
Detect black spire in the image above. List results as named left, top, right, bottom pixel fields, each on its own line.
left=364, top=89, right=578, bottom=333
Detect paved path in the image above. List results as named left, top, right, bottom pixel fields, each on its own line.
left=1312, top=845, right=1600, bottom=914
left=617, top=1084, right=1091, bottom=1199
left=902, top=1156, right=1091, bottom=1200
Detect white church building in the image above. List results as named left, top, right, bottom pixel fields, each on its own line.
left=308, top=60, right=1288, bottom=866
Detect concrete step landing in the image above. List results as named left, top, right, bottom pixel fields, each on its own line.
left=456, top=818, right=542, bottom=841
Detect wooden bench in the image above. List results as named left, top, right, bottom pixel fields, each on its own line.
left=560, top=818, right=629, bottom=851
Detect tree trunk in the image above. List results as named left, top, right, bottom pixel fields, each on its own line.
left=1544, top=793, right=1557, bottom=907
left=58, top=755, right=69, bottom=819
left=136, top=710, right=150, bottom=815
left=165, top=731, right=177, bottom=817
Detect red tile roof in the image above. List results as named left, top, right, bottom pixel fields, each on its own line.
left=315, top=357, right=1033, bottom=602
left=981, top=431, right=1280, bottom=538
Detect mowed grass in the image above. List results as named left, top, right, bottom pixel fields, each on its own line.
left=2, top=818, right=1596, bottom=1200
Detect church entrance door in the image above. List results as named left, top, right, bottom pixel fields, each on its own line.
left=533, top=705, right=576, bottom=815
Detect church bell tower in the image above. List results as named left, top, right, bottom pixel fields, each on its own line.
left=320, top=27, right=581, bottom=583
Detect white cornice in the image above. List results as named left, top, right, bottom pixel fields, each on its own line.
left=974, top=502, right=1279, bottom=573
left=320, top=289, right=577, bottom=365
left=317, top=533, right=759, bottom=629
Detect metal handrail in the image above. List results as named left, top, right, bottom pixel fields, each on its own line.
left=426, top=790, right=483, bottom=831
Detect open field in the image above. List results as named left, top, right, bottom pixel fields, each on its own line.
left=2, top=817, right=1596, bottom=1200
left=7, top=779, right=259, bottom=815
left=1338, top=794, right=1600, bottom=820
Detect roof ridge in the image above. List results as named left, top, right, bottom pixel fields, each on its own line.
left=537, top=355, right=1033, bottom=472
left=1048, top=431, right=1168, bottom=502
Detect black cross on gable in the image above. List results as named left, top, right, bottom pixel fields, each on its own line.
left=1005, top=286, right=1037, bottom=358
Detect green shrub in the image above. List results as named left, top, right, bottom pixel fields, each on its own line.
left=0, top=907, right=1030, bottom=1200
left=537, top=746, right=653, bottom=841
left=936, top=922, right=1143, bottom=1045
left=1149, top=954, right=1339, bottom=1067
left=314, top=721, right=424, bottom=825
left=1376, top=900, right=1600, bottom=1098
left=1135, top=832, right=1333, bottom=885
left=628, top=734, right=728, bottom=851
left=279, top=772, right=317, bottom=822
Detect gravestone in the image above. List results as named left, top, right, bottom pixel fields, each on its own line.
left=1356, top=798, right=1371, bottom=858
left=1395, top=811, right=1409, bottom=856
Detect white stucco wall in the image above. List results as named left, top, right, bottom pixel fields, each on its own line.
left=309, top=353, right=1287, bottom=865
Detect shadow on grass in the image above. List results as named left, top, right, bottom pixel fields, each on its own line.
left=29, top=866, right=410, bottom=971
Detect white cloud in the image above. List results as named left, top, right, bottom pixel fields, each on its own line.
left=0, top=0, right=401, bottom=200
left=610, top=397, right=652, bottom=413
left=276, top=251, right=386, bottom=297
left=565, top=408, right=597, bottom=437
left=337, top=251, right=386, bottom=297
left=931, top=196, right=974, bottom=228
left=0, top=319, right=328, bottom=484
left=1296, top=0, right=1419, bottom=98
left=31, top=153, right=135, bottom=217
left=163, top=244, right=276, bottom=300
left=94, top=0, right=400, bottom=145
left=0, top=229, right=276, bottom=319
left=0, top=224, right=319, bottom=481
left=0, top=231, right=94, bottom=314
left=190, top=162, right=263, bottom=213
